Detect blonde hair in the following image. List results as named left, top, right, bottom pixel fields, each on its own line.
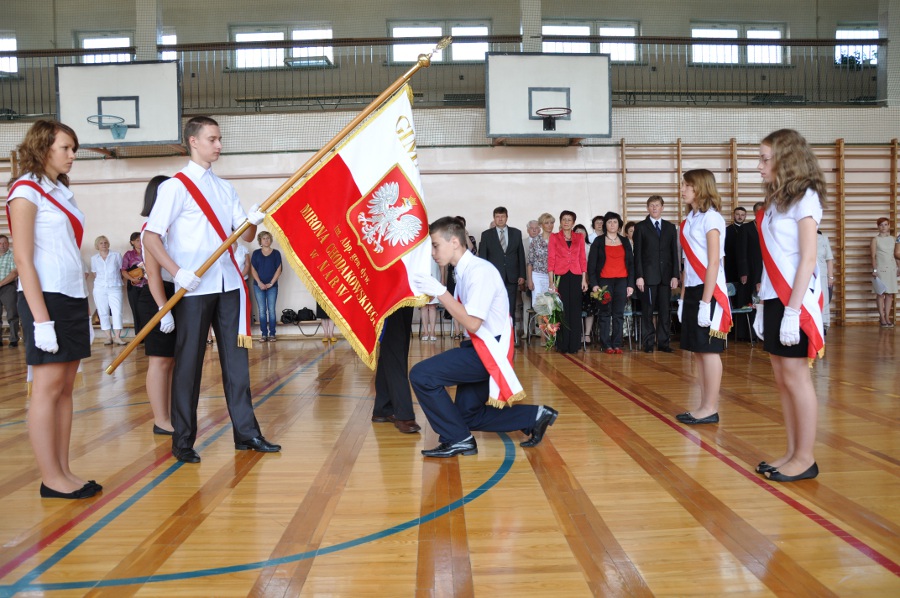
left=94, top=235, right=109, bottom=250
left=257, top=230, right=273, bottom=244
left=538, top=212, right=555, bottom=225
left=682, top=169, right=721, bottom=213
left=761, top=129, right=827, bottom=212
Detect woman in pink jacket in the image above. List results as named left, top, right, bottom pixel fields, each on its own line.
left=548, top=210, right=588, bottom=353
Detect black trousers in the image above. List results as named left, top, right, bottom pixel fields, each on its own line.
left=171, top=289, right=261, bottom=451
left=504, top=281, right=518, bottom=325
left=127, top=283, right=144, bottom=334
left=556, top=272, right=583, bottom=353
left=641, top=283, right=672, bottom=350
left=598, top=277, right=628, bottom=350
left=730, top=280, right=754, bottom=340
left=373, top=307, right=415, bottom=421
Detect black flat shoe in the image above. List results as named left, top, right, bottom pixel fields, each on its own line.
left=675, top=412, right=719, bottom=425
left=658, top=346, right=674, bottom=353
left=40, top=482, right=99, bottom=499
left=765, top=462, right=819, bottom=482
left=756, top=461, right=776, bottom=474
left=87, top=479, right=103, bottom=491
left=235, top=435, right=281, bottom=453
left=153, top=424, right=174, bottom=436
left=421, top=438, right=478, bottom=458
left=173, top=448, right=201, bottom=463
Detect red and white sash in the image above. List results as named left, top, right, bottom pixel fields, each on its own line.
left=7, top=180, right=84, bottom=248
left=470, top=322, right=525, bottom=408
left=756, top=208, right=825, bottom=361
left=680, top=218, right=732, bottom=339
left=174, top=172, right=253, bottom=348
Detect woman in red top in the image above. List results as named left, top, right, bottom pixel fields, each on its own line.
left=588, top=212, right=635, bottom=353
left=548, top=210, right=588, bottom=353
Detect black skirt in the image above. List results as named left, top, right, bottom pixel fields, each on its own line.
left=762, top=298, right=810, bottom=358
left=137, top=282, right=176, bottom=358
left=18, top=292, right=91, bottom=365
left=679, top=285, right=725, bottom=354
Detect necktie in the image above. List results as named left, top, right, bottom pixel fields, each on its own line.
left=500, top=228, right=508, bottom=252
left=655, top=220, right=661, bottom=237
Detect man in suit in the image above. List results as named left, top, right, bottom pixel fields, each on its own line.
left=479, top=206, right=526, bottom=331
left=633, top=195, right=680, bottom=352
left=746, top=202, right=764, bottom=293
left=725, top=207, right=753, bottom=339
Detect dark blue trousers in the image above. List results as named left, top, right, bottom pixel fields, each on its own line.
left=409, top=340, right=540, bottom=444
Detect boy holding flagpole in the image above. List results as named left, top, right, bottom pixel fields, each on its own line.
left=410, top=217, right=558, bottom=458
left=143, top=116, right=280, bottom=464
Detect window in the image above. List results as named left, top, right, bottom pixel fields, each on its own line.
left=0, top=33, right=16, bottom=74
left=230, top=25, right=334, bottom=69
left=541, top=21, right=638, bottom=62
left=691, top=23, right=785, bottom=65
left=160, top=33, right=177, bottom=61
left=835, top=25, right=879, bottom=66
left=390, top=21, right=489, bottom=63
left=290, top=28, right=334, bottom=67
left=78, top=32, right=133, bottom=63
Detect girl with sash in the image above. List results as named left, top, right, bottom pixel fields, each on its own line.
left=7, top=120, right=101, bottom=499
left=675, top=169, right=731, bottom=425
left=753, top=129, right=826, bottom=483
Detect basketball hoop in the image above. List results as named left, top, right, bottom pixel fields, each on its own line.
left=86, top=114, right=128, bottom=140
left=535, top=107, right=572, bottom=132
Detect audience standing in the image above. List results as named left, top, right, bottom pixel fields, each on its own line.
left=0, top=234, right=19, bottom=347
left=574, top=224, right=597, bottom=344
left=633, top=195, right=680, bottom=353
left=547, top=210, right=588, bottom=353
left=250, top=231, right=283, bottom=342
left=8, top=119, right=100, bottom=498
left=871, top=217, right=898, bottom=327
left=479, top=206, right=526, bottom=337
left=588, top=211, right=634, bottom=354
left=89, top=235, right=126, bottom=345
left=816, top=231, right=835, bottom=330
left=121, top=232, right=147, bottom=335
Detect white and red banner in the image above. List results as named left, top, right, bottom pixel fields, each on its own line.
left=266, top=85, right=432, bottom=368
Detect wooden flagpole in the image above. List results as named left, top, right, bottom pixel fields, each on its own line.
left=106, top=37, right=451, bottom=374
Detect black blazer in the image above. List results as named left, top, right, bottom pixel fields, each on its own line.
left=724, top=223, right=749, bottom=281
left=588, top=235, right=635, bottom=290
left=633, top=216, right=679, bottom=285
left=479, top=226, right=526, bottom=285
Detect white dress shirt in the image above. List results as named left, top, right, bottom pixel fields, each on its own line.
left=145, top=160, right=248, bottom=296
left=453, top=250, right=511, bottom=337
left=9, top=173, right=87, bottom=298
left=682, top=208, right=726, bottom=288
left=91, top=252, right=124, bottom=288
left=758, top=189, right=822, bottom=300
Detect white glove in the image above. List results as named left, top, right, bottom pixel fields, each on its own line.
left=159, top=309, right=175, bottom=334
left=175, top=268, right=202, bottom=292
left=88, top=318, right=95, bottom=344
left=247, top=203, right=266, bottom=226
left=34, top=321, right=59, bottom=353
left=753, top=303, right=765, bottom=340
left=676, top=299, right=683, bottom=323
left=412, top=273, right=447, bottom=298
left=780, top=306, right=801, bottom=346
left=697, top=300, right=712, bottom=328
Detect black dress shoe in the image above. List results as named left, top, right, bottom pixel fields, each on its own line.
left=421, top=438, right=477, bottom=458
left=173, top=448, right=201, bottom=463
left=153, top=424, right=174, bottom=435
left=371, top=415, right=392, bottom=423
left=658, top=346, right=674, bottom=353
left=8, top=342, right=17, bottom=348
left=756, top=461, right=776, bottom=474
left=521, top=406, right=559, bottom=447
left=235, top=435, right=281, bottom=452
left=643, top=346, right=654, bottom=353
left=765, top=462, right=818, bottom=482
left=40, top=482, right=99, bottom=499
left=675, top=412, right=719, bottom=425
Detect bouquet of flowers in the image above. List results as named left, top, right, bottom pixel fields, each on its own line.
left=533, top=276, right=564, bottom=351
left=591, top=285, right=611, bottom=305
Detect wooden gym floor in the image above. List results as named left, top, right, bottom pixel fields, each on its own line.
left=0, top=326, right=898, bottom=597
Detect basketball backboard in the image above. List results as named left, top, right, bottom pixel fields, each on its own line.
left=57, top=61, right=182, bottom=147
left=486, top=53, right=611, bottom=140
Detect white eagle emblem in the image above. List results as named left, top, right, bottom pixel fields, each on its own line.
left=356, top=182, right=422, bottom=253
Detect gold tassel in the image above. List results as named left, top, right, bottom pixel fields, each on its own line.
left=485, top=390, right=527, bottom=409
left=26, top=381, right=32, bottom=397
left=237, top=334, right=252, bottom=349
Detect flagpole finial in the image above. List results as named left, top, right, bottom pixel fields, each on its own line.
left=417, top=36, right=452, bottom=67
